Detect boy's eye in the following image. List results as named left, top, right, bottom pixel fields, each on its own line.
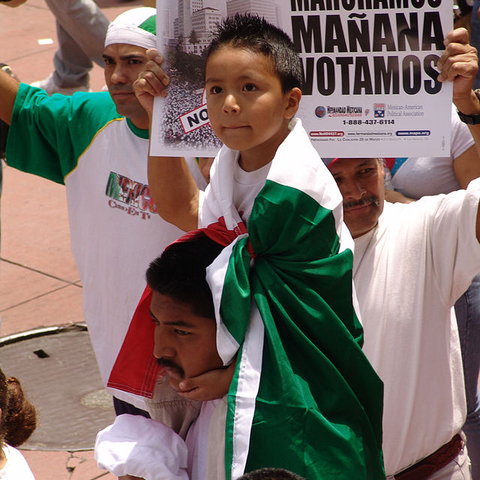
left=243, top=83, right=257, bottom=92
left=210, top=86, right=222, bottom=94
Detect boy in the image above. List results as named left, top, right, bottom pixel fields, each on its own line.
left=115, top=14, right=385, bottom=479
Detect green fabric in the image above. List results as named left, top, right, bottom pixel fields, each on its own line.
left=6, top=85, right=122, bottom=184
left=222, top=180, right=384, bottom=479
left=138, top=15, right=156, bottom=36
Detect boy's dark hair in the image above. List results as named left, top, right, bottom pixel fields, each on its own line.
left=207, top=13, right=304, bottom=93
left=0, top=369, right=37, bottom=448
left=237, top=467, right=306, bottom=480
left=146, top=234, right=224, bottom=319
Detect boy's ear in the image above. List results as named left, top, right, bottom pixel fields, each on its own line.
left=284, top=87, right=302, bottom=119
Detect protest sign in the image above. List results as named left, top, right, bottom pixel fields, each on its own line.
left=150, top=0, right=453, bottom=158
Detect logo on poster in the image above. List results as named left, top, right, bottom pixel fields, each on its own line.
left=374, top=104, right=385, bottom=118
left=315, top=106, right=326, bottom=118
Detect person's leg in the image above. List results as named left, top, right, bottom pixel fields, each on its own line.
left=455, top=277, right=480, bottom=480
left=38, top=0, right=108, bottom=90
left=51, top=21, right=93, bottom=89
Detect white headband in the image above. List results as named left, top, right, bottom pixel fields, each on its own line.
left=105, top=7, right=156, bottom=50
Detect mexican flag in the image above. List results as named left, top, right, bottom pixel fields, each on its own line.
left=109, top=119, right=384, bottom=479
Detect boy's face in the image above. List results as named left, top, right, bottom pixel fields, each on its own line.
left=205, top=46, right=300, bottom=170
left=150, top=291, right=223, bottom=392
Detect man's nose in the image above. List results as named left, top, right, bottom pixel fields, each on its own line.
left=153, top=327, right=175, bottom=359
left=110, top=64, right=127, bottom=84
left=341, top=178, right=366, bottom=200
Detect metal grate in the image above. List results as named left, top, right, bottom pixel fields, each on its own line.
left=0, top=324, right=115, bottom=451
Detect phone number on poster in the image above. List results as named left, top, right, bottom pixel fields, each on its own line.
left=342, top=119, right=395, bottom=125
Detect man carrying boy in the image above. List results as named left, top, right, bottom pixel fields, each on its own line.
left=116, top=13, right=385, bottom=480
left=97, top=233, right=228, bottom=480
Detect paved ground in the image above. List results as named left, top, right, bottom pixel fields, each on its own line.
left=0, top=1, right=146, bottom=478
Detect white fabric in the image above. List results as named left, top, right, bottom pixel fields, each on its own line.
left=185, top=399, right=221, bottom=480
left=64, top=118, right=205, bottom=410
left=354, top=179, right=480, bottom=475
left=199, top=118, right=346, bottom=234
left=199, top=148, right=268, bottom=229
left=0, top=445, right=35, bottom=480
left=391, top=105, right=475, bottom=198
left=232, top=160, right=271, bottom=223
left=105, top=7, right=156, bottom=49
left=95, top=414, right=189, bottom=480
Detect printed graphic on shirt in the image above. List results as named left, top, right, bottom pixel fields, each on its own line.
left=105, top=172, right=157, bottom=220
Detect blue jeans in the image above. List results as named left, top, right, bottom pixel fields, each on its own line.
left=44, top=0, right=108, bottom=88
left=455, top=275, right=480, bottom=480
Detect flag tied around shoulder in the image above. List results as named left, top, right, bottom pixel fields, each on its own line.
left=108, top=119, right=385, bottom=479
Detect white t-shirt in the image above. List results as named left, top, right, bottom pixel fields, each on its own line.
left=185, top=399, right=222, bottom=480
left=232, top=159, right=272, bottom=224
left=391, top=105, right=475, bottom=197
left=353, top=180, right=480, bottom=475
left=0, top=445, right=35, bottom=480
left=8, top=86, right=207, bottom=410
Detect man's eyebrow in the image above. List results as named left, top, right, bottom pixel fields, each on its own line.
left=102, top=53, right=145, bottom=61
left=149, top=310, right=195, bottom=328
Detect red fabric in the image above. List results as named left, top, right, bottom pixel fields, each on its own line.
left=384, top=158, right=396, bottom=171
left=107, top=285, right=159, bottom=399
left=107, top=218, right=250, bottom=398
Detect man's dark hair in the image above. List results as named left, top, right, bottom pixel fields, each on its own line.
left=146, top=235, right=224, bottom=319
left=207, top=13, right=303, bottom=93
left=237, top=467, right=306, bottom=480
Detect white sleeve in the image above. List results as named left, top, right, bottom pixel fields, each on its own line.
left=426, top=177, right=480, bottom=304
left=450, top=104, right=475, bottom=159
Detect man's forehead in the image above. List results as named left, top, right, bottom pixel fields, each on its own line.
left=329, top=157, right=377, bottom=173
left=103, top=43, right=148, bottom=56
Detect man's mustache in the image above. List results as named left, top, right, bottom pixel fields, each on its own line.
left=156, top=358, right=185, bottom=378
left=343, top=195, right=380, bottom=211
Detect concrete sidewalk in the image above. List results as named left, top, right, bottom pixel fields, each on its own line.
left=1, top=1, right=144, bottom=478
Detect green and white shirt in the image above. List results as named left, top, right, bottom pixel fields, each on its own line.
left=6, top=84, right=204, bottom=409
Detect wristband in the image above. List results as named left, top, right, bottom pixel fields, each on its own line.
left=457, top=89, right=480, bottom=125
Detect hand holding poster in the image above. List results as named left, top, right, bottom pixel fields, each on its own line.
left=150, top=0, right=453, bottom=158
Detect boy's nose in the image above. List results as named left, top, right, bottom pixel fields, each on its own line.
left=223, top=94, right=239, bottom=113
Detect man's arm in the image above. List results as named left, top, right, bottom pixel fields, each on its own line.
left=0, top=67, right=20, bottom=125
left=453, top=145, right=480, bottom=188
left=135, top=49, right=200, bottom=232
left=438, top=28, right=480, bottom=241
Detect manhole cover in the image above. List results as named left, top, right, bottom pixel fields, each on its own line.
left=0, top=324, right=115, bottom=451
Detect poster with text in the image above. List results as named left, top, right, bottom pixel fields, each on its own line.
left=150, top=0, right=453, bottom=158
